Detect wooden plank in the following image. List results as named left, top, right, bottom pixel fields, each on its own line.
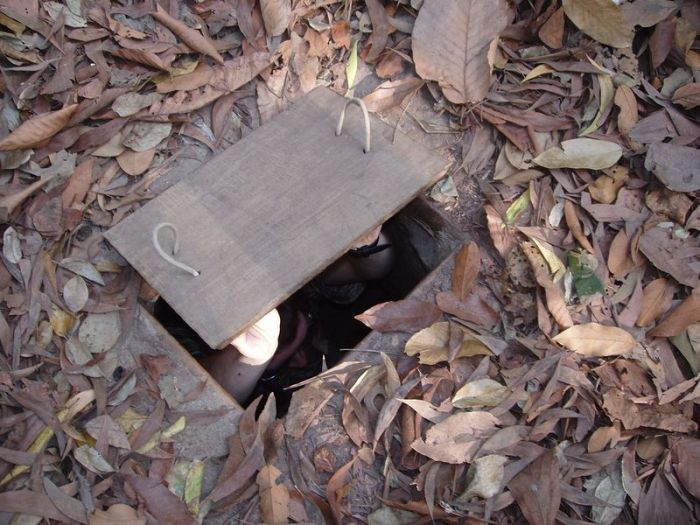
left=106, top=87, right=448, bottom=348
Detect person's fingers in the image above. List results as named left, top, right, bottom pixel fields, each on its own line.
left=230, top=309, right=280, bottom=362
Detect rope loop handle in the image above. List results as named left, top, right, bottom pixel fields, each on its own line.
left=335, top=97, right=371, bottom=153
left=152, top=222, right=199, bottom=277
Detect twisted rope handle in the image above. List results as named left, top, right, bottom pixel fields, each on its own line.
left=335, top=97, right=371, bottom=153
left=152, top=222, right=199, bottom=277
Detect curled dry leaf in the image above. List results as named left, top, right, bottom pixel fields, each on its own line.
left=564, top=200, right=595, bottom=254
left=452, top=242, right=480, bottom=300
left=355, top=299, right=441, bottom=333
left=637, top=278, right=675, bottom=327
left=412, top=0, right=512, bottom=104
left=151, top=5, right=224, bottom=65
left=0, top=104, right=78, bottom=151
left=589, top=165, right=629, bottom=204
left=562, top=0, right=633, bottom=48
left=533, top=138, right=622, bottom=170
left=649, top=290, right=700, bottom=338
left=553, top=323, right=637, bottom=357
left=117, top=148, right=156, bottom=176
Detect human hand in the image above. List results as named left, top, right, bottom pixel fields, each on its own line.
left=229, top=309, right=280, bottom=365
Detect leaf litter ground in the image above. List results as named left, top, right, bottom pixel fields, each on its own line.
left=0, top=0, right=699, bottom=524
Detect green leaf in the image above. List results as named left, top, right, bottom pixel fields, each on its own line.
left=568, top=250, right=604, bottom=297
left=504, top=189, right=530, bottom=226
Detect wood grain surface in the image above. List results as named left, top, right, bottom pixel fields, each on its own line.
left=106, top=87, right=449, bottom=348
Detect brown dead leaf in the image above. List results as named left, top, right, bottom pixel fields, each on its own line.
left=62, top=157, right=94, bottom=209
left=260, top=0, right=291, bottom=37
left=539, top=7, right=565, bottom=49
left=562, top=0, right=633, bottom=48
left=564, top=201, right=595, bottom=254
left=607, top=228, right=636, bottom=278
left=587, top=426, right=619, bottom=453
left=533, top=138, right=622, bottom=170
left=355, top=299, right=441, bottom=333
left=331, top=20, right=352, bottom=49
left=603, top=388, right=697, bottom=433
left=117, top=148, right=156, bottom=176
left=508, top=450, right=561, bottom=525
left=412, top=0, right=512, bottom=104
left=0, top=104, right=78, bottom=151
left=645, top=188, right=693, bottom=224
left=404, top=321, right=492, bottom=365
left=671, top=438, right=700, bottom=500
left=644, top=142, right=700, bottom=192
left=256, top=464, right=290, bottom=524
left=521, top=242, right=573, bottom=329
left=435, top=290, right=500, bottom=329
left=90, top=504, right=145, bottom=525
left=637, top=278, right=675, bottom=327
left=123, top=474, right=197, bottom=525
left=553, top=323, right=637, bottom=357
left=589, top=165, right=629, bottom=204
left=411, top=411, right=500, bottom=464
left=151, top=5, right=224, bottom=65
left=614, top=84, right=639, bottom=142
left=63, top=275, right=89, bottom=313
left=364, top=0, right=389, bottom=64
left=452, top=378, right=509, bottom=408
left=638, top=467, right=695, bottom=525
left=649, top=290, right=700, bottom=338
left=452, top=242, right=481, bottom=300
left=639, top=225, right=699, bottom=288
left=375, top=53, right=404, bottom=79
left=362, top=77, right=423, bottom=113
left=672, top=82, right=700, bottom=109
left=486, top=204, right=518, bottom=259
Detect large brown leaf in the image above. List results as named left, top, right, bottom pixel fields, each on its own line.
left=256, top=464, right=290, bottom=523
left=638, top=224, right=699, bottom=288
left=259, top=0, right=291, bottom=37
left=355, top=299, right=442, bottom=333
left=508, top=449, right=561, bottom=525
left=638, top=467, right=695, bottom=525
left=553, top=323, right=637, bottom=357
left=644, top=142, right=700, bottom=192
left=603, top=389, right=697, bottom=433
left=0, top=105, right=78, bottom=151
left=671, top=438, right=700, bottom=499
left=562, top=0, right=633, bottom=48
left=412, top=0, right=512, bottom=104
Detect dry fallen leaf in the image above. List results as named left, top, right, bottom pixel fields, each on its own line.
left=90, top=504, right=145, bottom=525
left=151, top=5, right=224, bottom=65
left=672, top=83, right=700, bottom=109
left=508, top=450, right=561, bottom=525
left=117, top=148, right=156, bottom=176
left=435, top=290, right=500, bottom=329
left=405, top=321, right=492, bottom=364
left=452, top=242, right=480, bottom=300
left=260, top=0, right=291, bottom=37
left=553, top=323, right=637, bottom=357
left=355, top=299, right=442, bottom=333
left=637, top=278, right=675, bottom=327
left=533, top=138, right=622, bottom=170
left=412, top=0, right=512, bottom=104
left=256, top=464, right=290, bottom=524
left=649, top=290, right=700, bottom=338
left=0, top=104, right=78, bottom=151
left=362, top=77, right=423, bottom=113
left=562, top=0, right=633, bottom=48
left=644, top=142, right=700, bottom=192
left=63, top=275, right=89, bottom=313
left=452, top=378, right=509, bottom=408
left=603, top=388, right=697, bottom=433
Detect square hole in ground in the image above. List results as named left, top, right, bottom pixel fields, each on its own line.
left=150, top=198, right=461, bottom=413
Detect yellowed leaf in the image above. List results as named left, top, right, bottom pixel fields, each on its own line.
left=257, top=464, right=290, bottom=524
left=404, top=322, right=492, bottom=365
left=50, top=305, right=74, bottom=337
left=452, top=378, right=509, bottom=408
left=562, top=0, right=633, bottom=48
left=533, top=138, right=622, bottom=170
